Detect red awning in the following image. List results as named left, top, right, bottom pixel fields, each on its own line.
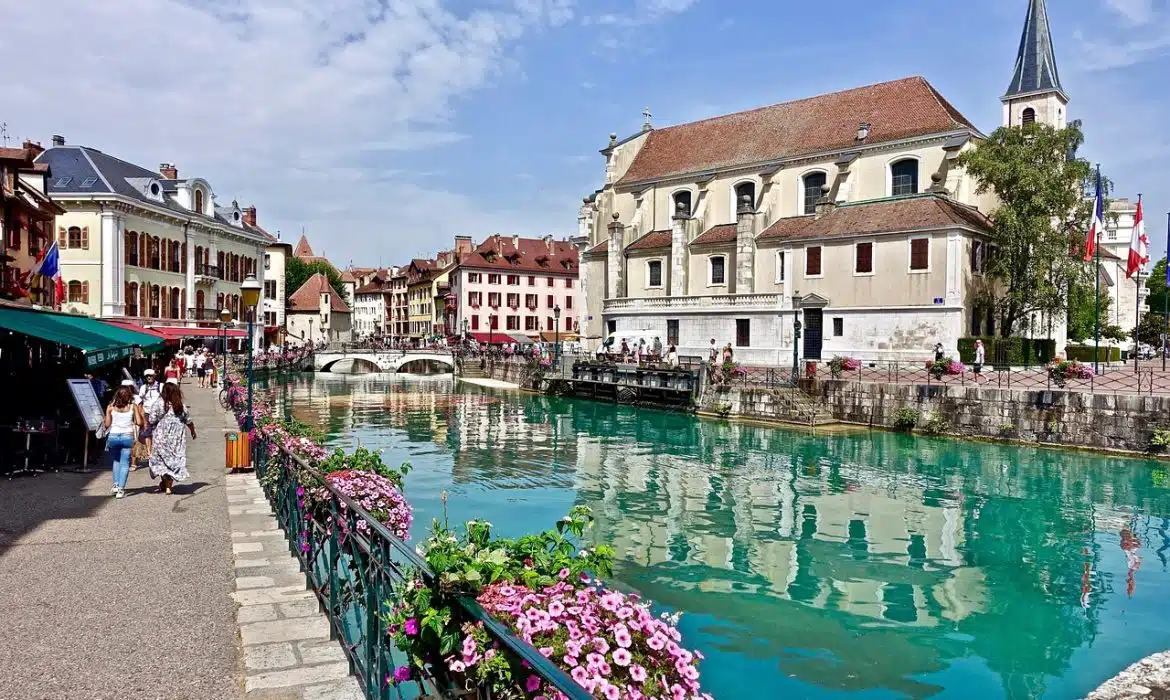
left=147, top=325, right=248, bottom=339
left=102, top=320, right=169, bottom=340
left=469, top=332, right=504, bottom=344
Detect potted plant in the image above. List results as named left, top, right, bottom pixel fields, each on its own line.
left=1047, top=357, right=1094, bottom=388
left=827, top=356, right=860, bottom=379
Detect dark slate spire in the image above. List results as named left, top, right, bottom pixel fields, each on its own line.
left=1004, top=0, right=1065, bottom=99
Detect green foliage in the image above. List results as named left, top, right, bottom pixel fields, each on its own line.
left=892, top=408, right=919, bottom=431
left=285, top=256, right=351, bottom=306
left=713, top=402, right=732, bottom=418
left=1135, top=312, right=1167, bottom=347
left=1150, top=429, right=1170, bottom=453
left=998, top=423, right=1018, bottom=437
left=957, top=337, right=1054, bottom=366
left=1067, top=280, right=1126, bottom=343
left=921, top=413, right=949, bottom=435
left=1064, top=345, right=1122, bottom=363
left=957, top=122, right=1109, bottom=337
left=320, top=446, right=411, bottom=489
left=1146, top=258, right=1168, bottom=316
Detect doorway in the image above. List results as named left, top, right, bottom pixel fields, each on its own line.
left=803, top=309, right=823, bottom=360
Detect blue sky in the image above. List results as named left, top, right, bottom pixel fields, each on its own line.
left=1, top=0, right=1167, bottom=266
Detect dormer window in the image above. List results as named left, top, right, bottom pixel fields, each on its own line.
left=194, top=189, right=204, bottom=214
left=890, top=159, right=919, bottom=196
left=802, top=172, right=827, bottom=215
left=672, top=190, right=692, bottom=218
left=149, top=182, right=160, bottom=197
left=734, top=182, right=755, bottom=211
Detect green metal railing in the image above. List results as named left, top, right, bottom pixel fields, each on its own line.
left=252, top=439, right=591, bottom=700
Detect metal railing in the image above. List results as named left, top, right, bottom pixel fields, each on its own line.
left=252, top=440, right=591, bottom=700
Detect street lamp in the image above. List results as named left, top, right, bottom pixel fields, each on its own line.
left=792, top=291, right=803, bottom=381
left=241, top=275, right=262, bottom=432
left=489, top=314, right=495, bottom=348
left=219, top=307, right=233, bottom=386
left=462, top=317, right=469, bottom=344
left=553, top=305, right=561, bottom=362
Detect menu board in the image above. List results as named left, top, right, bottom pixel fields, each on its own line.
left=67, top=378, right=105, bottom=432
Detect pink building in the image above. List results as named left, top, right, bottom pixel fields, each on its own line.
left=450, top=234, right=580, bottom=344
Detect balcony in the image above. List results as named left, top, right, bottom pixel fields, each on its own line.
left=603, top=293, right=784, bottom=313
left=196, top=265, right=221, bottom=285
left=187, top=308, right=225, bottom=322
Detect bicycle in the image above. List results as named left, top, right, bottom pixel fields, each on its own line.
left=218, top=377, right=234, bottom=410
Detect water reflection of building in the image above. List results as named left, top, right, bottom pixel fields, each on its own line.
left=449, top=391, right=578, bottom=488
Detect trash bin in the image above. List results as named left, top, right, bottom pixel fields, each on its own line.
left=225, top=431, right=251, bottom=471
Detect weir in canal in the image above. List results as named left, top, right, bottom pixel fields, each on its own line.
left=264, top=372, right=1170, bottom=700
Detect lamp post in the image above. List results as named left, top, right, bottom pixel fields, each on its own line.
left=219, top=307, right=233, bottom=386
left=792, top=292, right=803, bottom=381
left=489, top=314, right=494, bottom=348
left=554, top=305, right=561, bottom=362
left=241, top=275, right=262, bottom=431
left=462, top=317, right=469, bottom=344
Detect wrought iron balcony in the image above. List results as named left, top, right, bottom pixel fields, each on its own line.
left=195, top=264, right=221, bottom=284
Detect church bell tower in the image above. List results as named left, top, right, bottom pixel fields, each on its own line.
left=1002, top=0, right=1068, bottom=128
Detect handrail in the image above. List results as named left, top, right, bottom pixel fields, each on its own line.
left=259, top=439, right=591, bottom=700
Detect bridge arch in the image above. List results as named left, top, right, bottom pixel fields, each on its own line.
left=395, top=356, right=455, bottom=374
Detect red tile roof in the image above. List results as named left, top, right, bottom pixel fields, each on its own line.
left=339, top=270, right=356, bottom=283
left=294, top=234, right=314, bottom=258
left=618, top=77, right=978, bottom=185
left=625, top=230, right=672, bottom=251
left=756, top=194, right=990, bottom=242
left=459, top=235, right=579, bottom=274
left=690, top=223, right=739, bottom=246
left=288, top=273, right=351, bottom=313
left=586, top=240, right=609, bottom=255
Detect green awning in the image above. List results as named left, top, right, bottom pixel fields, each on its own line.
left=0, top=306, right=163, bottom=369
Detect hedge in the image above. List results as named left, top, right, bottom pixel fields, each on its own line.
left=1065, top=344, right=1122, bottom=363
left=957, top=337, right=1056, bottom=366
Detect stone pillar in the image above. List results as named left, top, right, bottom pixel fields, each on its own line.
left=571, top=235, right=590, bottom=338
left=670, top=202, right=689, bottom=297
left=185, top=228, right=196, bottom=323
left=100, top=210, right=125, bottom=317
left=734, top=195, right=756, bottom=294
left=607, top=213, right=625, bottom=300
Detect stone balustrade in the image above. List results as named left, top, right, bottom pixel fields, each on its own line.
left=603, top=293, right=783, bottom=312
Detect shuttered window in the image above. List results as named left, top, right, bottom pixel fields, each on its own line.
left=736, top=319, right=750, bottom=347
left=910, top=238, right=929, bottom=271
left=855, top=242, right=873, bottom=274
left=805, top=246, right=822, bottom=276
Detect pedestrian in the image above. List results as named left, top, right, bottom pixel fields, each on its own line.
left=147, top=382, right=197, bottom=495
left=175, top=353, right=186, bottom=383
left=620, top=338, right=630, bottom=362
left=195, top=351, right=207, bottom=388
left=103, top=384, right=142, bottom=499
left=934, top=343, right=945, bottom=362
left=708, top=339, right=718, bottom=365
left=723, top=343, right=734, bottom=363
left=633, top=340, right=643, bottom=366
left=667, top=344, right=679, bottom=368
left=653, top=336, right=663, bottom=361
left=164, top=357, right=180, bottom=382
left=974, top=339, right=985, bottom=379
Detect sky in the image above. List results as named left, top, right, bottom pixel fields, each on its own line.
left=1, top=0, right=1167, bottom=267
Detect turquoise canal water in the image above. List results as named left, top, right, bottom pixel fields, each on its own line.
left=267, top=373, right=1170, bottom=699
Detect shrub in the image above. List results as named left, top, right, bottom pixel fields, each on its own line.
left=1150, top=429, right=1170, bottom=453
left=958, top=337, right=1055, bottom=366
left=828, top=356, right=861, bottom=378
left=998, top=423, right=1017, bottom=437
left=1047, top=357, right=1095, bottom=387
left=922, top=413, right=949, bottom=435
left=1065, top=345, right=1122, bottom=363
left=928, top=356, right=965, bottom=379
left=892, top=408, right=919, bottom=431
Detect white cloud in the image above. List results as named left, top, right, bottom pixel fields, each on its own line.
left=0, top=0, right=577, bottom=261
left=1078, top=0, right=1170, bottom=68
left=1103, top=0, right=1156, bottom=25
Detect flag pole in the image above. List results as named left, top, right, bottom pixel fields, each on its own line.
left=1093, top=164, right=1102, bottom=375
left=1164, top=211, right=1169, bottom=372
left=1135, top=194, right=1143, bottom=373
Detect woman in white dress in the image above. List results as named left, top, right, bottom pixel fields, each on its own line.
left=147, top=383, right=197, bottom=494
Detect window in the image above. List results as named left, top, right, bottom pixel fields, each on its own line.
left=986, top=308, right=996, bottom=337
left=193, top=189, right=204, bottom=213
left=672, top=190, right=692, bottom=218
left=506, top=315, right=520, bottom=331
left=488, top=274, right=501, bottom=284
left=565, top=296, right=572, bottom=310
left=507, top=275, right=520, bottom=286
left=970, top=310, right=981, bottom=336
left=709, top=256, right=726, bottom=286
left=490, top=316, right=499, bottom=330
left=802, top=172, right=827, bottom=215
left=1022, top=107, right=1036, bottom=126
left=264, top=311, right=277, bottom=327
left=126, top=283, right=139, bottom=316
left=6, top=218, right=21, bottom=250
left=67, top=226, right=84, bottom=249
left=667, top=319, right=679, bottom=346
left=469, top=291, right=482, bottom=307
left=468, top=273, right=481, bottom=283
left=488, top=292, right=501, bottom=307
left=150, top=285, right=161, bottom=317
left=855, top=242, right=873, bottom=275
left=525, top=316, right=538, bottom=331
left=547, top=316, right=555, bottom=331
left=971, top=240, right=984, bottom=274
left=775, top=250, right=787, bottom=283
left=735, top=319, right=750, bottom=347
left=525, top=294, right=538, bottom=309
left=80, top=177, right=97, bottom=189
left=564, top=279, right=572, bottom=289
left=264, top=280, right=277, bottom=299
left=734, top=181, right=756, bottom=212
left=527, top=275, right=536, bottom=286
left=67, top=280, right=86, bottom=303
left=471, top=316, right=480, bottom=330
left=507, top=293, right=520, bottom=308
left=909, top=238, right=930, bottom=271
left=890, top=159, right=919, bottom=196
left=264, top=254, right=271, bottom=270
left=647, top=260, right=663, bottom=288
left=547, top=277, right=555, bottom=287
left=805, top=246, right=822, bottom=277
left=546, top=294, right=554, bottom=307
left=833, top=317, right=843, bottom=337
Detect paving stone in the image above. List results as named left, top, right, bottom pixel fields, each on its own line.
left=237, top=575, right=276, bottom=589
left=299, top=678, right=364, bottom=700
left=244, top=662, right=351, bottom=692
left=244, top=642, right=298, bottom=671
left=279, top=599, right=323, bottom=620
left=237, top=604, right=279, bottom=624
left=236, top=558, right=272, bottom=569
left=240, top=617, right=331, bottom=645
left=232, top=585, right=315, bottom=606
left=296, top=639, right=347, bottom=666
left=234, top=542, right=265, bottom=554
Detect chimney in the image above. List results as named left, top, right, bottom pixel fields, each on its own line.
left=512, top=234, right=519, bottom=250
left=159, top=163, right=178, bottom=180
left=454, top=235, right=473, bottom=255
left=543, top=234, right=554, bottom=252
left=814, top=184, right=836, bottom=219
left=22, top=140, right=44, bottom=158
left=51, top=135, right=65, bottom=147
left=242, top=206, right=257, bottom=227
left=735, top=194, right=757, bottom=294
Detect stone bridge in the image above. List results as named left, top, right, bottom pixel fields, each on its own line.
left=312, top=350, right=456, bottom=373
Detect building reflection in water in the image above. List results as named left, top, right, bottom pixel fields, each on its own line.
left=267, top=374, right=1170, bottom=699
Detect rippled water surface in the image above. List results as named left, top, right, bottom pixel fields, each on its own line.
left=267, top=373, right=1170, bottom=699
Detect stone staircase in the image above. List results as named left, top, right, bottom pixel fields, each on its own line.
left=772, top=389, right=836, bottom=426
left=459, top=360, right=489, bottom=380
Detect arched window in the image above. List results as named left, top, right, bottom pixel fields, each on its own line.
left=217, top=292, right=225, bottom=313
left=195, top=246, right=203, bottom=274
left=67, top=226, right=83, bottom=249
left=126, top=282, right=139, bottom=316
left=67, top=280, right=85, bottom=303
left=150, top=285, right=161, bottom=318
left=801, top=172, right=828, bottom=215
left=671, top=190, right=692, bottom=218
left=194, top=189, right=204, bottom=214
left=170, top=288, right=181, bottom=319
left=1022, top=107, right=1036, bottom=126
left=890, top=159, right=919, bottom=196
left=734, top=182, right=756, bottom=212
left=217, top=251, right=225, bottom=277
left=196, top=289, right=206, bottom=315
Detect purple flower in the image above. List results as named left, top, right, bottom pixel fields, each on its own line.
left=404, top=618, right=419, bottom=636
left=526, top=675, right=542, bottom=692
left=392, top=666, right=411, bottom=683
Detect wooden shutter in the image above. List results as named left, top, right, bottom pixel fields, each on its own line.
left=82, top=281, right=89, bottom=304
left=182, top=243, right=188, bottom=273
left=855, top=242, right=873, bottom=274
left=124, top=234, right=131, bottom=264
left=910, top=238, right=929, bottom=270
left=181, top=288, right=187, bottom=317
left=806, top=247, right=822, bottom=276
left=58, top=226, right=67, bottom=248
left=80, top=226, right=89, bottom=250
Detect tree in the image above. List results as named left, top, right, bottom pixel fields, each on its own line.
left=1066, top=279, right=1125, bottom=344
left=1146, top=258, right=1168, bottom=316
left=1135, top=312, right=1167, bottom=348
left=285, top=256, right=351, bottom=306
left=957, top=121, right=1108, bottom=337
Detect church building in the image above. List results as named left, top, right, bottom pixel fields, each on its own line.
left=577, top=0, right=1105, bottom=362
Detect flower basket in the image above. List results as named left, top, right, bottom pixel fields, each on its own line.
left=1047, top=357, right=1094, bottom=388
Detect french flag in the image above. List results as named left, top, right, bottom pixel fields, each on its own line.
left=1126, top=196, right=1148, bottom=279
left=1084, top=167, right=1103, bottom=262
left=32, top=241, right=64, bottom=308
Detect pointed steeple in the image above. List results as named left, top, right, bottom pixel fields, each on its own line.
left=1004, top=0, right=1066, bottom=101
left=294, top=234, right=314, bottom=259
